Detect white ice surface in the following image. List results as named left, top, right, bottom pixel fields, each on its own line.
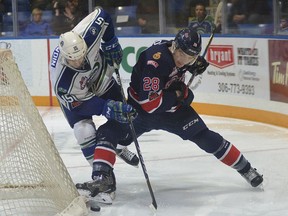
left=39, top=107, right=288, bottom=216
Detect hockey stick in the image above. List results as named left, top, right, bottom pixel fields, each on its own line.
left=114, top=65, right=158, bottom=211
left=187, top=29, right=215, bottom=87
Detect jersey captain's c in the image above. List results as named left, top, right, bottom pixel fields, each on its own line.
left=49, top=8, right=115, bottom=114
left=128, top=40, right=186, bottom=114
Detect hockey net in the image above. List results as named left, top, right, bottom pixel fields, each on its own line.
left=0, top=49, right=88, bottom=216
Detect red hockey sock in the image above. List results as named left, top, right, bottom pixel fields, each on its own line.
left=93, top=146, right=116, bottom=167
left=219, top=144, right=242, bottom=167
left=214, top=140, right=242, bottom=167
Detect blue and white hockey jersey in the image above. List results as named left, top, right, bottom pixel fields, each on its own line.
left=50, top=8, right=117, bottom=116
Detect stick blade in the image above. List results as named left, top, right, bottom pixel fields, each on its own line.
left=149, top=201, right=157, bottom=214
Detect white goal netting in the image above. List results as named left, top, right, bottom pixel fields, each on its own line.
left=0, top=49, right=88, bottom=216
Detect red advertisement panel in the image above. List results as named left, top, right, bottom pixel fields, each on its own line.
left=269, top=40, right=288, bottom=103
left=207, top=45, right=234, bottom=69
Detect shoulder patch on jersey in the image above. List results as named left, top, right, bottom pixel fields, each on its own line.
left=58, top=87, right=67, bottom=93
left=153, top=52, right=161, bottom=60
left=89, top=26, right=98, bottom=35
left=147, top=60, right=159, bottom=68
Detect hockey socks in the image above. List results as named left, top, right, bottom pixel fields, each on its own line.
left=213, top=139, right=247, bottom=170
left=93, top=142, right=116, bottom=168
left=213, top=139, right=263, bottom=187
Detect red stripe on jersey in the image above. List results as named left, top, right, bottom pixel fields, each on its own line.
left=129, top=87, right=163, bottom=113
left=141, top=92, right=163, bottom=113
left=94, top=147, right=116, bottom=166
left=221, top=145, right=241, bottom=166
left=129, top=87, right=139, bottom=100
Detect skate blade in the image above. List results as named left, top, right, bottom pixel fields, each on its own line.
left=116, top=155, right=139, bottom=168
left=256, top=183, right=264, bottom=191
left=132, top=164, right=139, bottom=168
left=91, top=192, right=116, bottom=205
left=77, top=187, right=115, bottom=204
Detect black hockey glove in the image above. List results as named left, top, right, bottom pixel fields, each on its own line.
left=101, top=36, right=123, bottom=66
left=167, top=81, right=194, bottom=106
left=187, top=56, right=209, bottom=76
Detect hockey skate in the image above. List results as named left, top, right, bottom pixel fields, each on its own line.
left=76, top=169, right=116, bottom=205
left=116, top=146, right=139, bottom=167
left=239, top=166, right=263, bottom=187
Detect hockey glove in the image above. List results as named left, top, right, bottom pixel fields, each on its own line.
left=167, top=81, right=194, bottom=106
left=187, top=56, right=209, bottom=76
left=101, top=36, right=123, bottom=66
left=183, top=89, right=194, bottom=106
left=102, top=99, right=137, bottom=123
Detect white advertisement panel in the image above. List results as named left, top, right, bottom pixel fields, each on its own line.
left=188, top=37, right=270, bottom=109
left=2, top=36, right=287, bottom=116
left=0, top=39, right=49, bottom=96
left=193, top=38, right=269, bottom=99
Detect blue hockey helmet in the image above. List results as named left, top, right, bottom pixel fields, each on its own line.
left=174, top=28, right=202, bottom=56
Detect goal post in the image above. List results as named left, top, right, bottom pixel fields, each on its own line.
left=0, top=49, right=88, bottom=216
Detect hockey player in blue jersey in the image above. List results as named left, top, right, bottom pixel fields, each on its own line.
left=49, top=7, right=139, bottom=204
left=122, top=27, right=263, bottom=188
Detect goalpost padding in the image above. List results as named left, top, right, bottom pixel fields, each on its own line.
left=0, top=49, right=88, bottom=215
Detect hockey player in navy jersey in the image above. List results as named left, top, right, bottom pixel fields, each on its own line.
left=49, top=7, right=139, bottom=204
left=70, top=26, right=263, bottom=204
left=122, top=27, right=263, bottom=188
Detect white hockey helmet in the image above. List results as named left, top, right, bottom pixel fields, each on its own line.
left=58, top=31, right=87, bottom=60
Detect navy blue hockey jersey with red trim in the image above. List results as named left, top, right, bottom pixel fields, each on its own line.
left=128, top=40, right=187, bottom=114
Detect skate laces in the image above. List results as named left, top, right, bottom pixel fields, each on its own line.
left=92, top=174, right=99, bottom=181
left=118, top=147, right=135, bottom=160
left=89, top=174, right=114, bottom=194
left=240, top=167, right=263, bottom=187
left=92, top=174, right=111, bottom=185
left=242, top=168, right=258, bottom=182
